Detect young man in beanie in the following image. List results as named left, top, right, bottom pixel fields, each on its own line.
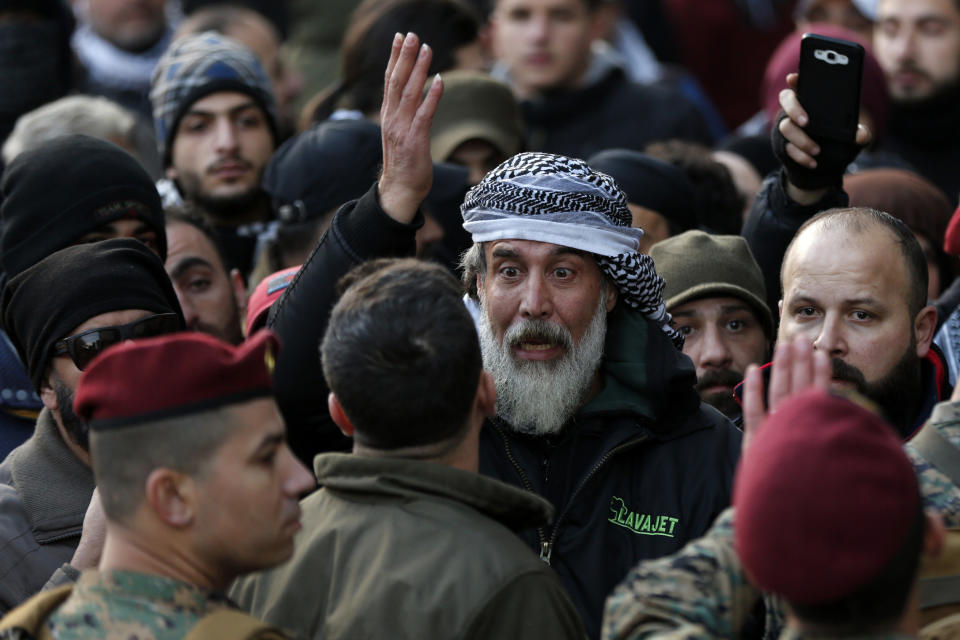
left=0, top=331, right=313, bottom=639
left=603, top=339, right=948, bottom=639
left=232, top=259, right=585, bottom=640
left=650, top=231, right=772, bottom=419
left=0, top=240, right=184, bottom=614
left=150, top=31, right=279, bottom=275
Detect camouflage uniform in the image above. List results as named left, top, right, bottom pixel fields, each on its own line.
left=602, top=399, right=960, bottom=640
left=44, top=570, right=237, bottom=640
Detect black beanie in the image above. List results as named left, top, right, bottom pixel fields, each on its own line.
left=263, top=119, right=382, bottom=224
left=0, top=135, right=167, bottom=284
left=1, top=239, right=185, bottom=392
left=588, top=149, right=698, bottom=233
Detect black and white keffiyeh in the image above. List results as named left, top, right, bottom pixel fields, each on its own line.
left=461, top=152, right=684, bottom=349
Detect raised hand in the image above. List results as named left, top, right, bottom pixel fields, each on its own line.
left=377, top=32, right=444, bottom=225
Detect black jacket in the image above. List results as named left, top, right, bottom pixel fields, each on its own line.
left=520, top=65, right=713, bottom=160
left=267, top=184, right=423, bottom=464
left=741, top=169, right=848, bottom=317
left=480, top=303, right=741, bottom=639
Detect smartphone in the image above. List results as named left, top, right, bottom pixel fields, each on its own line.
left=797, top=33, right=865, bottom=143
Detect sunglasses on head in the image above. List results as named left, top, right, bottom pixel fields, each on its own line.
left=53, top=312, right=181, bottom=371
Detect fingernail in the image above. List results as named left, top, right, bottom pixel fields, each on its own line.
left=434, top=73, right=442, bottom=83
left=419, top=43, right=430, bottom=58
left=405, top=32, right=416, bottom=44
left=799, top=114, right=808, bottom=125
left=394, top=33, right=403, bottom=44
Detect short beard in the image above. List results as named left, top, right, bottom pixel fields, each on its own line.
left=53, top=377, right=89, bottom=451
left=695, top=369, right=744, bottom=419
left=831, top=338, right=921, bottom=437
left=478, top=291, right=608, bottom=436
left=177, top=171, right=270, bottom=225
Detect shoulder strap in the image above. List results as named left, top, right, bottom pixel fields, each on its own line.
left=912, top=421, right=960, bottom=487
left=184, top=608, right=288, bottom=640
left=0, top=585, right=73, bottom=640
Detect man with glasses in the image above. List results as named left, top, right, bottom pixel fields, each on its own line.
left=0, top=239, right=184, bottom=614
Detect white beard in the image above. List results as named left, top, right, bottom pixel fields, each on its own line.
left=478, top=292, right=608, bottom=436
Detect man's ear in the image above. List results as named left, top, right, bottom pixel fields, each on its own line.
left=145, top=468, right=195, bottom=528
left=605, top=282, right=617, bottom=312
left=914, top=304, right=937, bottom=358
left=477, top=370, right=496, bottom=418
left=328, top=393, right=354, bottom=438
left=778, top=299, right=784, bottom=318
left=40, top=369, right=58, bottom=412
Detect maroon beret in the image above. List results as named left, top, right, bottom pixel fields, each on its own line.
left=733, top=389, right=919, bottom=605
left=75, top=330, right=279, bottom=429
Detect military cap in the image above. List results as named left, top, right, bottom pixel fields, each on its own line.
left=74, top=330, right=279, bottom=430
left=734, top=389, right=920, bottom=605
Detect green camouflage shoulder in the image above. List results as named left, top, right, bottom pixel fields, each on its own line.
left=603, top=508, right=785, bottom=639
left=906, top=402, right=960, bottom=527
left=45, top=571, right=232, bottom=640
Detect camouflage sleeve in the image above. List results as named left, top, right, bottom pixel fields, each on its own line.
left=602, top=508, right=771, bottom=640
left=907, top=401, right=960, bottom=527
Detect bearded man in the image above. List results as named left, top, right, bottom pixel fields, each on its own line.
left=458, top=152, right=741, bottom=639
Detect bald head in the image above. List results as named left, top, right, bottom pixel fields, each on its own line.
left=782, top=207, right=928, bottom=317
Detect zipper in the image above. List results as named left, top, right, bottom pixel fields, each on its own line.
left=492, top=421, right=650, bottom=565
left=544, top=435, right=650, bottom=565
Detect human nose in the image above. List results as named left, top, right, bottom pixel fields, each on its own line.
left=213, top=118, right=239, bottom=153
left=812, top=314, right=846, bottom=357
left=529, top=13, right=550, bottom=44
left=699, top=324, right=732, bottom=369
left=282, top=445, right=315, bottom=496
left=518, top=273, right=553, bottom=320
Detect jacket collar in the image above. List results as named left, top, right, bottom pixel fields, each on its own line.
left=314, top=453, right=554, bottom=532
left=4, top=408, right=94, bottom=542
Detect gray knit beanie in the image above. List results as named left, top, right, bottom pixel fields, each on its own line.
left=150, top=31, right=277, bottom=166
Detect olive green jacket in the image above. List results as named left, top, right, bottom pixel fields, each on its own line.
left=231, top=453, right=586, bottom=640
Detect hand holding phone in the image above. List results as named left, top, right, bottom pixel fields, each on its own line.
left=797, top=33, right=865, bottom=144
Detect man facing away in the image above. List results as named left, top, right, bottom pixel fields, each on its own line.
left=232, top=259, right=586, bottom=640
left=0, top=330, right=314, bottom=639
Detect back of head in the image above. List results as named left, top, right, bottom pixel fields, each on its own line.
left=1, top=95, right=136, bottom=165
left=735, top=388, right=923, bottom=631
left=316, top=0, right=482, bottom=120
left=321, top=259, right=481, bottom=451
left=1, top=238, right=184, bottom=392
left=75, top=330, right=279, bottom=523
left=150, top=30, right=278, bottom=166
left=0, top=134, right=167, bottom=282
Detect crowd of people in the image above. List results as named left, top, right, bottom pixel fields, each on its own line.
left=1, top=0, right=960, bottom=638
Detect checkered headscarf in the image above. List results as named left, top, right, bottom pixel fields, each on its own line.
left=149, top=31, right=277, bottom=166
left=462, top=152, right=684, bottom=349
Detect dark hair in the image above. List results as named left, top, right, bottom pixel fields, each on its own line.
left=787, top=207, right=928, bottom=318
left=645, top=140, right=744, bottom=235
left=321, top=259, right=482, bottom=450
left=790, top=504, right=925, bottom=631
left=311, top=0, right=481, bottom=121
left=91, top=407, right=235, bottom=522
left=164, top=203, right=237, bottom=273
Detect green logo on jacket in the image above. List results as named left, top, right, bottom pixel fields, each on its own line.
left=608, top=496, right=679, bottom=537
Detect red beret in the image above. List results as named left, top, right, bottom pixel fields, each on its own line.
left=245, top=266, right=300, bottom=337
left=733, top=389, right=919, bottom=605
left=74, top=330, right=279, bottom=429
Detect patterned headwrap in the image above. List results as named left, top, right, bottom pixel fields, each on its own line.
left=150, top=31, right=277, bottom=166
left=461, top=152, right=684, bottom=349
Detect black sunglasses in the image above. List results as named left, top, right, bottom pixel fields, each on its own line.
left=53, top=313, right=181, bottom=370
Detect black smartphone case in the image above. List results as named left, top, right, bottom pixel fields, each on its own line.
left=797, top=33, right=865, bottom=143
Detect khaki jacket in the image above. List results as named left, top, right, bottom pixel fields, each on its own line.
left=232, top=453, right=586, bottom=639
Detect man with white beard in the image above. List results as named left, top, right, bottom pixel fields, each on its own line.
left=458, top=152, right=742, bottom=639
